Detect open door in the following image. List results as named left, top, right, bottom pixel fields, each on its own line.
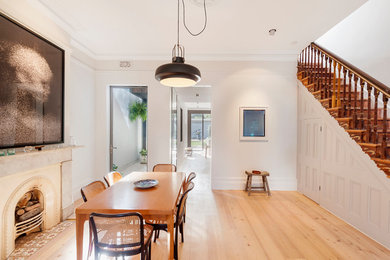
left=110, top=86, right=147, bottom=174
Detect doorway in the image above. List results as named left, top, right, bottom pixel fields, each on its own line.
left=109, top=86, right=147, bottom=174
left=188, top=110, right=211, bottom=151
left=172, top=86, right=212, bottom=180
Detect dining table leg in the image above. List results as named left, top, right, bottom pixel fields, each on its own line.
left=76, top=213, right=88, bottom=260
left=167, top=213, right=175, bottom=260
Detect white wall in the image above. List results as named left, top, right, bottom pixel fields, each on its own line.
left=68, top=58, right=96, bottom=199
left=199, top=61, right=298, bottom=190
left=316, top=0, right=390, bottom=86
left=297, top=81, right=390, bottom=249
left=0, top=0, right=97, bottom=201
left=112, top=88, right=141, bottom=169
left=93, top=64, right=171, bottom=180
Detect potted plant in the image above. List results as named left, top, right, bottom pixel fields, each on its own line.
left=140, top=149, right=147, bottom=164
left=129, top=101, right=147, bottom=122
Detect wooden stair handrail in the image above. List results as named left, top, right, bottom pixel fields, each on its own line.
left=297, top=42, right=390, bottom=178
left=311, top=42, right=390, bottom=97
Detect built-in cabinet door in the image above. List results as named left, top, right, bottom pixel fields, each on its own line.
left=300, top=118, right=322, bottom=203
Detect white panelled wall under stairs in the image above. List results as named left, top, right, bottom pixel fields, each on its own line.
left=297, top=80, right=390, bottom=249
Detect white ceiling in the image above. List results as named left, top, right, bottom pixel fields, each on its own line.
left=175, top=86, right=211, bottom=109
left=35, top=0, right=366, bottom=60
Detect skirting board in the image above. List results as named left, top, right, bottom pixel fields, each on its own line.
left=211, top=176, right=297, bottom=190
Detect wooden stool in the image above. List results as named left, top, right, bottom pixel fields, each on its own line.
left=245, top=170, right=271, bottom=196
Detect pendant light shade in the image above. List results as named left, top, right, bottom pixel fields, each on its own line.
left=155, top=0, right=207, bottom=87
left=155, top=57, right=201, bottom=87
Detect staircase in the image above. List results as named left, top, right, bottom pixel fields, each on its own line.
left=297, top=42, right=390, bottom=178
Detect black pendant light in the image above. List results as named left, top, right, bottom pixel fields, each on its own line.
left=155, top=0, right=207, bottom=87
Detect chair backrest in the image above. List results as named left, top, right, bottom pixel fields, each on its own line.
left=152, top=164, right=177, bottom=172
left=80, top=181, right=106, bottom=202
left=104, top=171, right=122, bottom=187
left=177, top=182, right=194, bottom=222
left=89, top=212, right=145, bottom=255
left=186, top=172, right=196, bottom=183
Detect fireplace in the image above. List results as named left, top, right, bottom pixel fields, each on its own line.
left=15, top=190, right=44, bottom=239
left=0, top=146, right=75, bottom=259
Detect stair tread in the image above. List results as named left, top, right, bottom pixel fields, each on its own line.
left=346, top=129, right=365, bottom=133
left=327, top=107, right=341, bottom=111
left=336, top=117, right=352, bottom=120
left=358, top=142, right=381, bottom=147
left=373, top=158, right=390, bottom=163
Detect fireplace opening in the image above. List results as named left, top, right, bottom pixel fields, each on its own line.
left=14, top=189, right=44, bottom=239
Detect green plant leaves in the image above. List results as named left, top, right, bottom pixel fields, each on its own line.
left=129, top=101, right=147, bottom=122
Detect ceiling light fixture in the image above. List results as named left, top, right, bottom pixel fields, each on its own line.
left=155, top=0, right=208, bottom=87
left=269, top=28, right=277, bottom=36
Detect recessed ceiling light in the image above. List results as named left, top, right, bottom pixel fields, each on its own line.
left=269, top=29, right=277, bottom=36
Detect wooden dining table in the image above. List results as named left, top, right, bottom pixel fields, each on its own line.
left=75, top=171, right=185, bottom=260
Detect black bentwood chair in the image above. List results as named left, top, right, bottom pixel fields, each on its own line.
left=89, top=212, right=153, bottom=260
left=186, top=172, right=196, bottom=184
left=147, top=181, right=195, bottom=260
left=183, top=172, right=196, bottom=223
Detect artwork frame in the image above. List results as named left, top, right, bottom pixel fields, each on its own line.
left=239, top=106, right=268, bottom=141
left=0, top=12, right=65, bottom=149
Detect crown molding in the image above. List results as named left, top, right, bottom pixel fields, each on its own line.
left=32, top=0, right=298, bottom=62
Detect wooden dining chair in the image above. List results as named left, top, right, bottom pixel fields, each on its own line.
left=152, top=164, right=177, bottom=172
left=147, top=182, right=195, bottom=260
left=103, top=171, right=122, bottom=187
left=186, top=172, right=196, bottom=184
left=80, top=181, right=106, bottom=202
left=183, top=172, right=196, bottom=223
left=89, top=212, right=153, bottom=260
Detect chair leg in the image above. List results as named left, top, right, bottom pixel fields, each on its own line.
left=174, top=224, right=179, bottom=260
left=149, top=240, right=152, bottom=260
left=154, top=230, right=157, bottom=242
left=180, top=222, right=184, bottom=243
left=183, top=205, right=186, bottom=223
left=245, top=175, right=249, bottom=191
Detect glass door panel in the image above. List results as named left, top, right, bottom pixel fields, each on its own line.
left=188, top=110, right=211, bottom=151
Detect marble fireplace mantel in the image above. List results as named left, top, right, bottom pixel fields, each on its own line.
left=0, top=146, right=78, bottom=177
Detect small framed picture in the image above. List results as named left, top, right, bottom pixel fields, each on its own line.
left=239, top=107, right=268, bottom=141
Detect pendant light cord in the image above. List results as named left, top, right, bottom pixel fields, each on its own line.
left=182, top=0, right=208, bottom=37
left=177, top=0, right=180, bottom=45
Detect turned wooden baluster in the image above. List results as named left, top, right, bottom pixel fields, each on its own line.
left=353, top=74, right=358, bottom=128
left=320, top=53, right=324, bottom=98
left=332, top=60, right=337, bottom=108
left=337, top=64, right=342, bottom=108
left=359, top=79, right=365, bottom=129
left=324, top=55, right=329, bottom=98
left=348, top=71, right=352, bottom=117
left=305, top=47, right=309, bottom=78
left=342, top=68, right=347, bottom=116
left=308, top=46, right=311, bottom=83
left=304, top=47, right=308, bottom=77
left=382, top=96, right=388, bottom=159
left=365, top=84, right=372, bottom=142
left=310, top=46, right=314, bottom=84
left=315, top=48, right=319, bottom=91
left=328, top=57, right=333, bottom=100
left=373, top=89, right=379, bottom=144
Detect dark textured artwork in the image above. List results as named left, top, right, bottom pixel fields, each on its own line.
left=0, top=14, right=64, bottom=148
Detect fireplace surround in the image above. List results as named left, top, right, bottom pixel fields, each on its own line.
left=0, top=146, right=75, bottom=259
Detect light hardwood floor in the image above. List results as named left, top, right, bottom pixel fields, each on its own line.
left=37, top=152, right=390, bottom=259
